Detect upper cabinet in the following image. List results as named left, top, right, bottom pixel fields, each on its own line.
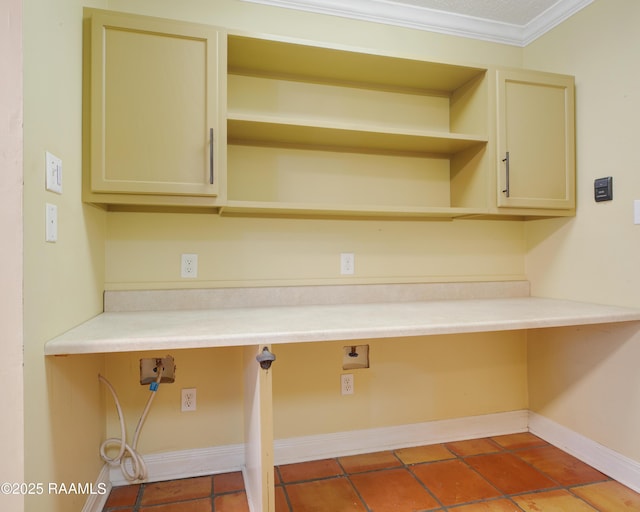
left=82, top=9, right=575, bottom=218
left=84, top=9, right=226, bottom=208
left=496, top=69, right=575, bottom=211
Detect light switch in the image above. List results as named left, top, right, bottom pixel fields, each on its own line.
left=45, top=151, right=62, bottom=194
left=45, top=203, right=57, bottom=242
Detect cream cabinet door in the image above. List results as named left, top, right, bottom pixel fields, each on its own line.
left=496, top=69, right=575, bottom=210
left=89, top=10, right=222, bottom=198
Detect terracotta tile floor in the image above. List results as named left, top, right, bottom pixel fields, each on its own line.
left=102, top=433, right=640, bottom=511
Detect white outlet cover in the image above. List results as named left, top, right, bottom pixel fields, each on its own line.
left=340, top=252, right=355, bottom=275
left=45, top=151, right=62, bottom=194
left=181, top=388, right=197, bottom=412
left=181, top=253, right=198, bottom=278
left=341, top=374, right=354, bottom=395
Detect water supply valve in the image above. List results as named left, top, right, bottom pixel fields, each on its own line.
left=140, top=355, right=176, bottom=385
left=256, top=347, right=276, bottom=370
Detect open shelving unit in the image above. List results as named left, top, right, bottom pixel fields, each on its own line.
left=223, top=34, right=491, bottom=218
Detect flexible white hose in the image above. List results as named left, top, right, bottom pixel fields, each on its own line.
left=98, top=367, right=163, bottom=482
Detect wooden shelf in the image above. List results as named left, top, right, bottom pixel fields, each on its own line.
left=228, top=35, right=486, bottom=94
left=220, top=200, right=486, bottom=219
left=227, top=114, right=487, bottom=156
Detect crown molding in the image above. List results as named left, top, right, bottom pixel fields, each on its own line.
left=240, top=0, right=594, bottom=47
left=523, top=0, right=594, bottom=46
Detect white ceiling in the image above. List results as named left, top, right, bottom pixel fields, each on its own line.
left=240, top=0, right=594, bottom=46
left=397, top=0, right=560, bottom=25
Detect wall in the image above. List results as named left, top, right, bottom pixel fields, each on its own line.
left=0, top=1, right=25, bottom=511
left=22, top=1, right=108, bottom=510
left=524, top=0, right=640, bottom=461
left=273, top=334, right=527, bottom=440
left=104, top=348, right=246, bottom=453
left=105, top=214, right=527, bottom=289
left=99, top=0, right=530, bottom=458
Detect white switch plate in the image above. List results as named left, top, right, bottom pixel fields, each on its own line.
left=634, top=200, right=640, bottom=225
left=45, top=151, right=62, bottom=194
left=45, top=203, right=57, bottom=242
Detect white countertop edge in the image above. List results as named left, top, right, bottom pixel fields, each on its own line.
left=44, top=297, right=640, bottom=356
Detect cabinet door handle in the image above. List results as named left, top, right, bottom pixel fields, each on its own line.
left=502, top=151, right=510, bottom=197
left=209, top=128, right=214, bottom=185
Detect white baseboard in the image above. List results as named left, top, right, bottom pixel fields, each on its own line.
left=529, top=411, right=640, bottom=493
left=84, top=444, right=246, bottom=512
left=100, top=409, right=528, bottom=488
left=274, top=410, right=529, bottom=465
left=86, top=410, right=640, bottom=512
left=108, top=442, right=246, bottom=487
left=82, top=465, right=111, bottom=512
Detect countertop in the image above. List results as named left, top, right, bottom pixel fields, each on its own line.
left=44, top=295, right=640, bottom=355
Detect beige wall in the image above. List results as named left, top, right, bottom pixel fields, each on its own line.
left=103, top=333, right=527, bottom=451
left=273, top=334, right=527, bottom=440
left=105, top=213, right=527, bottom=290
left=22, top=0, right=107, bottom=510
left=524, top=0, right=640, bottom=461
left=0, top=1, right=25, bottom=511
left=524, top=0, right=640, bottom=308
left=104, top=348, right=246, bottom=452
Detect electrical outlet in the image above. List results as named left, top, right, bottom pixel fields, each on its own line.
left=140, top=356, right=176, bottom=385
left=181, top=388, right=196, bottom=412
left=340, top=253, right=355, bottom=275
left=181, top=253, right=198, bottom=278
left=341, top=374, right=354, bottom=395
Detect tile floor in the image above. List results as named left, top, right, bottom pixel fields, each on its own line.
left=102, top=433, right=640, bottom=511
